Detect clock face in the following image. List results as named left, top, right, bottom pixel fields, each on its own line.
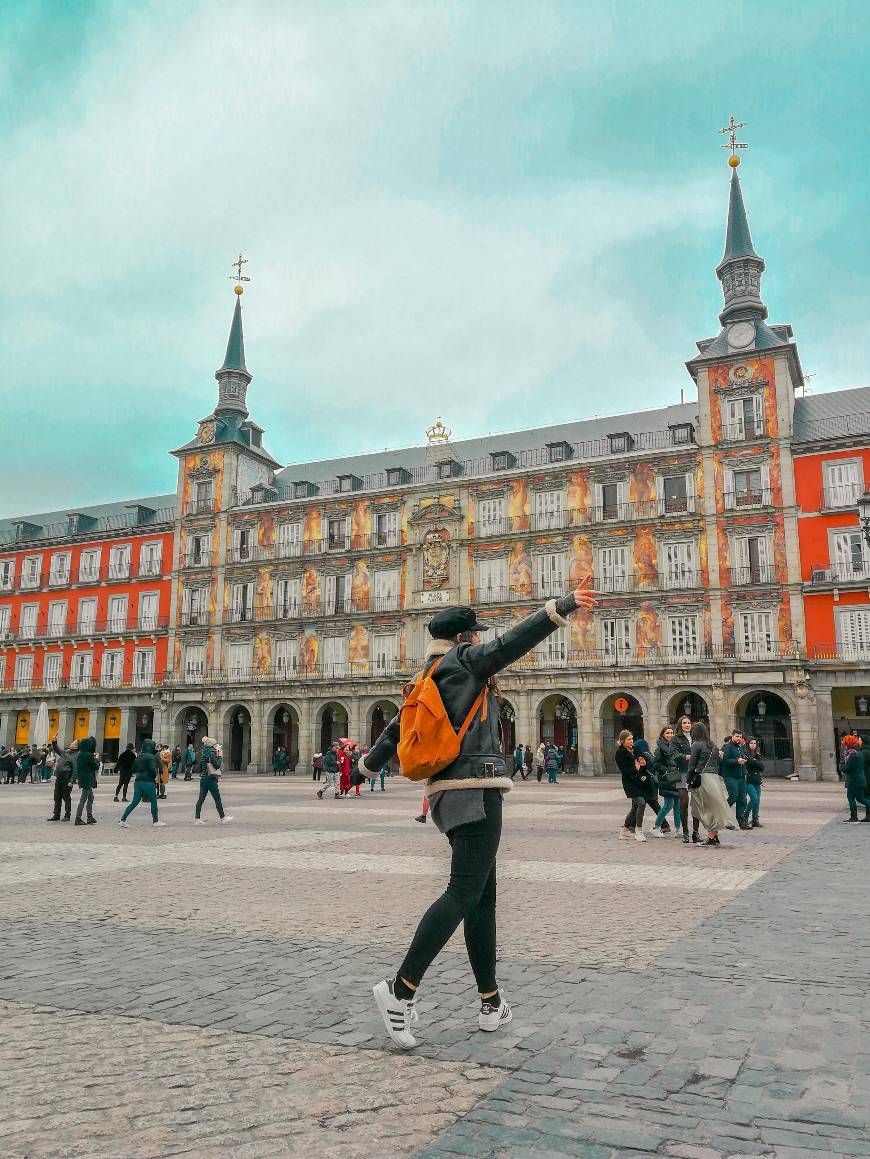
left=197, top=421, right=216, bottom=445
left=727, top=321, right=755, bottom=350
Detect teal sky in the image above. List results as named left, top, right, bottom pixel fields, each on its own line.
left=2, top=0, right=869, bottom=518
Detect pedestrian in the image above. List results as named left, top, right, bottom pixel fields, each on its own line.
left=113, top=743, right=136, bottom=802
left=840, top=734, right=870, bottom=822
left=364, top=579, right=597, bottom=1050
left=523, top=744, right=533, bottom=780
left=671, top=715, right=693, bottom=845
left=17, top=747, right=32, bottom=784
left=349, top=745, right=367, bottom=796
left=535, top=740, right=546, bottom=783
left=183, top=741, right=196, bottom=780
left=513, top=743, right=524, bottom=780
left=73, top=736, right=99, bottom=825
left=119, top=739, right=165, bottom=827
left=0, top=746, right=14, bottom=784
left=47, top=739, right=77, bottom=822
left=194, top=736, right=232, bottom=824
left=157, top=744, right=172, bottom=798
left=721, top=729, right=750, bottom=829
left=616, top=730, right=655, bottom=842
left=312, top=752, right=323, bottom=781
left=415, top=793, right=430, bottom=824
left=369, top=760, right=388, bottom=792
left=338, top=744, right=352, bottom=796
left=272, top=746, right=289, bottom=775
left=633, top=736, right=666, bottom=830
left=686, top=721, right=736, bottom=846
left=43, top=745, right=57, bottom=782
left=545, top=743, right=560, bottom=784
left=744, top=737, right=764, bottom=828
left=566, top=744, right=579, bottom=775
left=317, top=743, right=340, bottom=799
left=650, top=726, right=682, bottom=837
left=170, top=744, right=182, bottom=779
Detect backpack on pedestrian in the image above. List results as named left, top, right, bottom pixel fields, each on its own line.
left=397, top=657, right=488, bottom=781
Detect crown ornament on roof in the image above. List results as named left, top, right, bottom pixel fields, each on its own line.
left=426, top=418, right=451, bottom=445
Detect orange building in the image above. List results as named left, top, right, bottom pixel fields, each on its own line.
left=0, top=501, right=174, bottom=757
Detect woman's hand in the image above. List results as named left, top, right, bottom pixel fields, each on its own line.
left=572, top=573, right=599, bottom=611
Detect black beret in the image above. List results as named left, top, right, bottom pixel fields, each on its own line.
left=427, top=605, right=487, bottom=639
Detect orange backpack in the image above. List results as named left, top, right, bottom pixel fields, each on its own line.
left=397, top=657, right=488, bottom=782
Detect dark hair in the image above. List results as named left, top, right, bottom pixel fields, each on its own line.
left=690, top=720, right=711, bottom=745
left=676, top=715, right=692, bottom=732
left=658, top=725, right=674, bottom=740
left=747, top=736, right=758, bottom=749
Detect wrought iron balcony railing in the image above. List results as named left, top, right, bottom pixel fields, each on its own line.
left=723, top=489, right=772, bottom=511
left=729, top=565, right=778, bottom=586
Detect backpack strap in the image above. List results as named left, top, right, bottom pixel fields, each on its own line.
left=455, top=685, right=488, bottom=743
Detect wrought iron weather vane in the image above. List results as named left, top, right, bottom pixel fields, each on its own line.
left=720, top=114, right=748, bottom=165
left=230, top=253, right=251, bottom=291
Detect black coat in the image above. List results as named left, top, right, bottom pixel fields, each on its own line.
left=365, top=602, right=570, bottom=789
left=616, top=744, right=653, bottom=799
left=133, top=739, right=160, bottom=783
left=116, top=748, right=136, bottom=776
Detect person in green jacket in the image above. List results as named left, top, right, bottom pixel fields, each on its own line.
left=194, top=737, right=232, bottom=824
left=74, top=736, right=99, bottom=825
left=119, top=739, right=165, bottom=827
left=721, top=731, right=749, bottom=829
left=841, top=735, right=870, bottom=822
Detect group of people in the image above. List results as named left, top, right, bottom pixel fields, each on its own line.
left=616, top=716, right=765, bottom=847
left=509, top=742, right=579, bottom=781
left=0, top=743, right=105, bottom=784
left=315, top=740, right=390, bottom=797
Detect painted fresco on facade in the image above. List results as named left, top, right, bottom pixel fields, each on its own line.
left=302, top=567, right=320, bottom=615
left=567, top=471, right=591, bottom=522
left=351, top=560, right=370, bottom=610
left=253, top=633, right=271, bottom=675
left=633, top=527, right=658, bottom=586
left=303, top=507, right=321, bottom=551
left=256, top=568, right=272, bottom=612
left=699, top=529, right=710, bottom=586
left=299, top=630, right=318, bottom=675
left=351, top=501, right=371, bottom=550
left=569, top=534, right=594, bottom=587
left=258, top=513, right=274, bottom=546
left=508, top=543, right=532, bottom=597
left=636, top=601, right=662, bottom=659
left=183, top=450, right=224, bottom=514
left=630, top=462, right=656, bottom=507
left=721, top=593, right=735, bottom=650
left=508, top=479, right=531, bottom=531
left=570, top=606, right=596, bottom=655
left=349, top=624, right=368, bottom=670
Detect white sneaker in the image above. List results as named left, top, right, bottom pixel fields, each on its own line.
left=153, top=820, right=167, bottom=827
left=618, top=828, right=632, bottom=840
left=674, top=827, right=683, bottom=837
left=479, top=991, right=513, bottom=1032
left=649, top=827, right=664, bottom=838
left=373, top=978, right=419, bottom=1050
left=635, top=829, right=647, bottom=842
left=194, top=818, right=206, bottom=826
left=220, top=816, right=234, bottom=823
left=118, top=820, right=129, bottom=828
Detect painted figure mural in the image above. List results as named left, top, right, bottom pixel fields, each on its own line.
left=630, top=462, right=656, bottom=511
left=508, top=543, right=532, bottom=597
left=302, top=567, right=320, bottom=615
left=253, top=633, right=271, bottom=676
left=508, top=480, right=531, bottom=531
left=303, top=507, right=321, bottom=552
left=348, top=624, right=368, bottom=670
left=569, top=534, right=594, bottom=588
left=567, top=471, right=591, bottom=523
left=636, top=601, right=662, bottom=660
left=351, top=501, right=371, bottom=550
left=633, top=527, right=658, bottom=588
left=298, top=630, right=318, bottom=676
left=351, top=560, right=370, bottom=610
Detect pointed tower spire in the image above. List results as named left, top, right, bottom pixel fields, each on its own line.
left=721, top=167, right=759, bottom=263
left=215, top=268, right=252, bottom=416
left=715, top=157, right=767, bottom=326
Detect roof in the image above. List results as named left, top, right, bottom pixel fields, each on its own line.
left=720, top=168, right=759, bottom=265
left=275, top=399, right=700, bottom=490
left=220, top=294, right=247, bottom=373
left=0, top=493, right=177, bottom=549
left=793, top=387, right=870, bottom=443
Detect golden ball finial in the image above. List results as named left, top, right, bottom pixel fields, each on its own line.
left=234, top=284, right=244, bottom=295
left=728, top=154, right=740, bottom=168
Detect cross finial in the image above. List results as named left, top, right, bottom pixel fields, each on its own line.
left=230, top=253, right=251, bottom=294
left=719, top=114, right=748, bottom=167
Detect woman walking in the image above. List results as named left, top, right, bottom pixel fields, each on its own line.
left=338, top=744, right=352, bottom=797
left=364, top=581, right=597, bottom=1049
left=194, top=737, right=232, bottom=824
left=686, top=721, right=736, bottom=846
left=113, top=743, right=136, bottom=802
left=650, top=726, right=682, bottom=838
left=671, top=716, right=693, bottom=844
left=118, top=740, right=165, bottom=828
left=840, top=735, right=870, bottom=822
left=744, top=738, right=764, bottom=828
left=157, top=744, right=172, bottom=799
left=616, top=731, right=655, bottom=842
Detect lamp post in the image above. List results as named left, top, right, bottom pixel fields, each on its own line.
left=857, top=491, right=870, bottom=549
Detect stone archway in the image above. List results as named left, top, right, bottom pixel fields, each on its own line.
left=176, top=705, right=208, bottom=750
left=498, top=699, right=516, bottom=756
left=667, top=690, right=710, bottom=726
left=736, top=690, right=794, bottom=777
left=317, top=701, right=350, bottom=753
left=268, top=703, right=299, bottom=770
left=225, top=704, right=252, bottom=772
left=538, top=694, right=578, bottom=754
left=600, top=692, right=644, bottom=774
left=368, top=700, right=399, bottom=748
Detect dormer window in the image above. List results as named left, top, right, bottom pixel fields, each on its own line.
left=436, top=460, right=460, bottom=480
left=337, top=474, right=361, bottom=493
left=608, top=432, right=634, bottom=455
left=546, top=441, right=572, bottom=464
left=293, top=481, right=317, bottom=499
left=386, top=467, right=409, bottom=487
left=489, top=451, right=516, bottom=472
left=669, top=423, right=694, bottom=446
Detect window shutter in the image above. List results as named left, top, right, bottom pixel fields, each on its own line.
left=761, top=463, right=771, bottom=502
left=324, top=574, right=336, bottom=614
left=685, top=470, right=696, bottom=512
left=655, top=475, right=664, bottom=514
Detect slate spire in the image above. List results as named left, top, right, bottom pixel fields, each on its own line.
left=721, top=167, right=759, bottom=263
left=715, top=159, right=767, bottom=325
left=215, top=286, right=252, bottom=416
left=220, top=291, right=248, bottom=373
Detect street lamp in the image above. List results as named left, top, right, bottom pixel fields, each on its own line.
left=757, top=699, right=767, bottom=718
left=857, top=491, right=870, bottom=548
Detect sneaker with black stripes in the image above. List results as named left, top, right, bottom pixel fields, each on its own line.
left=373, top=978, right=419, bottom=1050
left=478, top=990, right=513, bottom=1032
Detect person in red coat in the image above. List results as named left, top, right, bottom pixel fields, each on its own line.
left=338, top=745, right=352, bottom=797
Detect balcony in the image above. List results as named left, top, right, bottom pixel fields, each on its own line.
left=7, top=615, right=170, bottom=641
left=19, top=574, right=42, bottom=592
left=220, top=593, right=405, bottom=626
left=137, top=561, right=163, bottom=577
left=77, top=567, right=101, bottom=585
left=808, top=563, right=870, bottom=588
left=820, top=482, right=864, bottom=510
left=810, top=643, right=870, bottom=662
left=180, top=610, right=211, bottom=627
left=106, top=565, right=131, bottom=582
left=723, top=488, right=772, bottom=511
left=227, top=543, right=270, bottom=564
left=48, top=569, right=71, bottom=588
left=181, top=551, right=215, bottom=569
left=729, top=565, right=778, bottom=586
left=0, top=671, right=167, bottom=695
left=720, top=418, right=766, bottom=443
left=188, top=498, right=215, bottom=516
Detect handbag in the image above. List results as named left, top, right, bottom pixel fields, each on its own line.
left=687, top=746, right=713, bottom=790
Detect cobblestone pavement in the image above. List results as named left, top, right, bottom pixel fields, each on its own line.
left=0, top=772, right=865, bottom=1157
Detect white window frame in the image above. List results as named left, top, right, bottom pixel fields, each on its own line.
left=78, top=548, right=101, bottom=583
left=21, top=555, right=42, bottom=590
left=535, top=551, right=566, bottom=598
left=724, top=394, right=764, bottom=441
left=477, top=496, right=507, bottom=537
left=14, top=653, right=34, bottom=691
left=325, top=514, right=350, bottom=551
left=77, top=597, right=98, bottom=635
left=535, top=489, right=565, bottom=531
left=668, top=615, right=699, bottom=660
left=0, top=559, right=15, bottom=591
left=107, top=594, right=128, bottom=633
left=189, top=533, right=212, bottom=566
left=737, top=610, right=775, bottom=659
left=232, top=526, right=254, bottom=563
left=324, top=572, right=352, bottom=615
left=475, top=556, right=508, bottom=604
left=276, top=521, right=303, bottom=558
left=830, top=529, right=870, bottom=583
left=601, top=617, right=632, bottom=662
left=321, top=635, right=348, bottom=676
left=0, top=605, right=10, bottom=637
left=836, top=607, right=870, bottom=660
left=70, top=651, right=93, bottom=689
left=372, top=568, right=400, bottom=611
left=19, top=603, right=38, bottom=640
left=49, top=551, right=71, bottom=586
left=47, top=600, right=67, bottom=637
left=184, top=644, right=205, bottom=683
left=371, top=632, right=398, bottom=674
left=133, top=647, right=156, bottom=686
left=230, top=581, right=254, bottom=623
left=656, top=472, right=695, bottom=516
left=597, top=544, right=629, bottom=593
left=661, top=540, right=697, bottom=590
left=108, top=543, right=131, bottom=580
left=822, top=459, right=863, bottom=509
left=43, top=653, right=63, bottom=690
left=274, top=638, right=299, bottom=677
left=139, top=540, right=163, bottom=576
left=538, top=624, right=569, bottom=668
left=275, top=576, right=301, bottom=619
left=182, top=585, right=210, bottom=626
left=374, top=509, right=401, bottom=548
left=594, top=480, right=628, bottom=523
left=732, top=534, right=772, bottom=585
left=101, top=649, right=124, bottom=687
left=226, top=641, right=253, bottom=681
left=725, top=462, right=771, bottom=510
left=138, top=591, right=160, bottom=631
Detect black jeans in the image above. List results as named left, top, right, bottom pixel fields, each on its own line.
left=624, top=796, right=656, bottom=830
left=195, top=776, right=224, bottom=819
left=115, top=774, right=132, bottom=800
left=397, top=789, right=501, bottom=995
left=52, top=778, right=72, bottom=819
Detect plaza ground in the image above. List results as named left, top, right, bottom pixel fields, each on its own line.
left=0, top=773, right=867, bottom=1158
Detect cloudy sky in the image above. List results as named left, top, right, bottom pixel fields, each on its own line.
left=2, top=0, right=868, bottom=518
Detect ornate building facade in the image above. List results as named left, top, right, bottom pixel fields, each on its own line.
left=2, top=160, right=868, bottom=778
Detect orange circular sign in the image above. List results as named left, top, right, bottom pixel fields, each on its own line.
left=614, top=697, right=630, bottom=714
